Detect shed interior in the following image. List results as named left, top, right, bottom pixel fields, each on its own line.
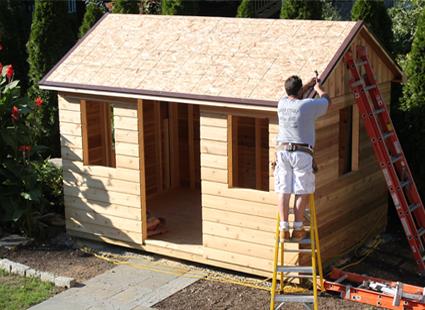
left=142, top=101, right=203, bottom=253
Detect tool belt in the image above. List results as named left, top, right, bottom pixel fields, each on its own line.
left=276, top=143, right=318, bottom=173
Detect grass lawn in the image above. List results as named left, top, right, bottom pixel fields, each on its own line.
left=0, top=269, right=59, bottom=310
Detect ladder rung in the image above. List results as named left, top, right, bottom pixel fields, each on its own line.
left=364, top=85, right=377, bottom=91
left=391, top=154, right=402, bottom=164
left=383, top=131, right=395, bottom=139
left=351, top=80, right=364, bottom=88
left=400, top=180, right=410, bottom=188
left=283, top=248, right=315, bottom=253
left=335, top=275, right=348, bottom=283
left=373, top=108, right=386, bottom=115
left=418, top=227, right=425, bottom=237
left=356, top=60, right=367, bottom=67
left=409, top=203, right=420, bottom=213
left=275, top=295, right=314, bottom=303
left=284, top=238, right=311, bottom=245
left=277, top=266, right=313, bottom=274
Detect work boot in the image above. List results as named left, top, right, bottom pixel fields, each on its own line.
left=291, top=228, right=307, bottom=241
left=280, top=230, right=290, bottom=242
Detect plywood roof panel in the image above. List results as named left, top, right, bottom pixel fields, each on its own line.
left=42, top=14, right=363, bottom=102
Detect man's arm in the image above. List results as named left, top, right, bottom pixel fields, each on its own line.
left=314, top=81, right=331, bottom=110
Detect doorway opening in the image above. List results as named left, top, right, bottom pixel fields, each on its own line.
left=142, top=101, right=202, bottom=253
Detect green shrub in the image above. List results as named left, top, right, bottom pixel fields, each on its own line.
left=280, top=0, right=322, bottom=20
left=112, top=0, right=140, bottom=13
left=0, top=51, right=63, bottom=238
left=351, top=0, right=393, bottom=51
left=389, top=0, right=425, bottom=68
left=399, top=7, right=425, bottom=197
left=236, top=0, right=255, bottom=18
left=79, top=1, right=105, bottom=38
left=321, top=0, right=341, bottom=21
left=27, top=0, right=77, bottom=157
left=161, top=0, right=199, bottom=15
left=141, top=0, right=161, bottom=14
left=0, top=0, right=32, bottom=91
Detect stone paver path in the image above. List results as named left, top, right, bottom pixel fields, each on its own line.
left=29, top=259, right=201, bottom=310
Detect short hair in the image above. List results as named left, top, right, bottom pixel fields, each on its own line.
left=285, top=75, right=303, bottom=96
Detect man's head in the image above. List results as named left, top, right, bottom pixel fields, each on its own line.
left=285, top=75, right=303, bottom=98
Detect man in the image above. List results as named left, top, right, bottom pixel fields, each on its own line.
left=274, top=75, right=330, bottom=242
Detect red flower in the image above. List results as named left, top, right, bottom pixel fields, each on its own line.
left=6, top=65, right=13, bottom=80
left=18, top=145, right=32, bottom=152
left=35, top=97, right=43, bottom=107
left=11, top=106, right=20, bottom=123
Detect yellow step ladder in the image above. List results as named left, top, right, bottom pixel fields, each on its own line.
left=270, top=194, right=324, bottom=310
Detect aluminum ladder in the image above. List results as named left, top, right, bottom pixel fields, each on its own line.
left=344, top=46, right=425, bottom=273
left=270, top=194, right=324, bottom=310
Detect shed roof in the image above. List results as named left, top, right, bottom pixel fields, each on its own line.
left=39, top=14, right=401, bottom=106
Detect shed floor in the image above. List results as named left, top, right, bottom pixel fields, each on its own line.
left=144, top=188, right=203, bottom=256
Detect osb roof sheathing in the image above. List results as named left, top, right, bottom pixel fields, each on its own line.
left=39, top=14, right=394, bottom=105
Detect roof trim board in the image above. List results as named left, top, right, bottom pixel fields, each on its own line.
left=40, top=84, right=278, bottom=112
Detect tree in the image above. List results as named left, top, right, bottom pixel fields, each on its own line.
left=280, top=0, right=322, bottom=20
left=79, top=0, right=106, bottom=38
left=399, top=7, right=425, bottom=197
left=27, top=0, right=77, bottom=156
left=112, top=0, right=140, bottom=13
left=236, top=0, right=255, bottom=18
left=0, top=0, right=32, bottom=90
left=141, top=0, right=161, bottom=14
left=351, top=0, right=393, bottom=51
left=389, top=0, right=425, bottom=67
left=321, top=0, right=341, bottom=21
left=161, top=0, right=199, bottom=15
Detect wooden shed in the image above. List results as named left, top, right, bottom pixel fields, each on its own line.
left=39, top=14, right=403, bottom=277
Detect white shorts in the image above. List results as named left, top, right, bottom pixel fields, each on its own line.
left=274, top=150, right=315, bottom=194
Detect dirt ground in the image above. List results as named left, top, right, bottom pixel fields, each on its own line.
left=0, top=233, right=114, bottom=284
left=0, top=228, right=422, bottom=310
left=154, top=280, right=379, bottom=310
left=155, top=231, right=422, bottom=310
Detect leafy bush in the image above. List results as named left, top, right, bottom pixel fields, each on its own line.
left=0, top=51, right=63, bottom=238
left=141, top=0, right=161, bottom=14
left=399, top=7, right=425, bottom=198
left=27, top=0, right=77, bottom=157
left=161, top=0, right=199, bottom=15
left=280, top=0, right=322, bottom=20
left=389, top=0, right=425, bottom=68
left=351, top=0, right=393, bottom=52
left=321, top=0, right=341, bottom=21
left=79, top=0, right=106, bottom=38
left=112, top=0, right=140, bottom=13
left=236, top=0, right=255, bottom=18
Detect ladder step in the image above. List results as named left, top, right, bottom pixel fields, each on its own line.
left=356, top=60, right=367, bottom=67
left=277, top=266, right=313, bottom=274
left=284, top=238, right=311, bottom=245
left=383, top=131, right=395, bottom=139
left=373, top=108, right=385, bottom=115
left=400, top=180, right=410, bottom=188
left=391, top=154, right=402, bottom=164
left=283, top=248, right=315, bottom=253
left=409, top=203, right=420, bottom=213
left=275, top=295, right=314, bottom=303
left=418, top=227, right=425, bottom=237
left=364, top=85, right=376, bottom=91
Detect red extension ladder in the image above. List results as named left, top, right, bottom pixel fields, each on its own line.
left=343, top=46, right=425, bottom=273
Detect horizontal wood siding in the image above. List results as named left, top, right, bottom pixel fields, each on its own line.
left=59, top=94, right=143, bottom=245
left=201, top=110, right=299, bottom=274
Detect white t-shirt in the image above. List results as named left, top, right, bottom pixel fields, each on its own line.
left=276, top=96, right=329, bottom=147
